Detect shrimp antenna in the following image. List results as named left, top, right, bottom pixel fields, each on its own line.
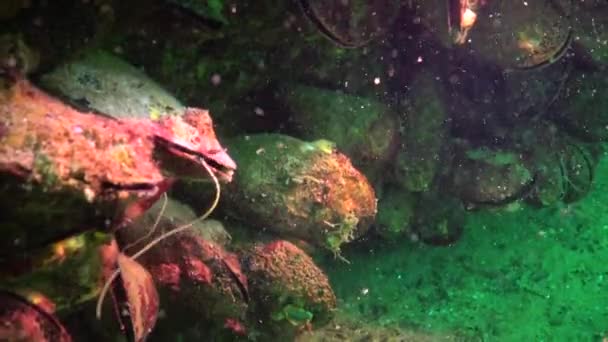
left=123, top=192, right=168, bottom=253
left=96, top=159, right=221, bottom=319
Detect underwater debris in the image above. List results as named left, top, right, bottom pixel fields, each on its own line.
left=222, top=133, right=376, bottom=254
left=111, top=252, right=160, bottom=342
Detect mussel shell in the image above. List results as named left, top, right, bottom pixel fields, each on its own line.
left=298, top=0, right=401, bottom=47
left=448, top=148, right=536, bottom=206
left=559, top=139, right=597, bottom=203
left=466, top=0, right=573, bottom=70
left=502, top=46, right=573, bottom=123
left=552, top=68, right=608, bottom=142
left=0, top=291, right=71, bottom=342
left=528, top=136, right=599, bottom=205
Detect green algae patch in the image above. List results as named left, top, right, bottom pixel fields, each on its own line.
left=327, top=155, right=608, bottom=340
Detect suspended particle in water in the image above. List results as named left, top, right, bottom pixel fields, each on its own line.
left=211, top=73, right=222, bottom=86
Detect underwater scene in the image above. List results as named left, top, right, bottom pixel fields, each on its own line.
left=1, top=0, right=608, bottom=341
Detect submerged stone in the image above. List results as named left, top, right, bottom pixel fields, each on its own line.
left=223, top=133, right=377, bottom=254
left=40, top=49, right=185, bottom=120
left=285, top=84, right=399, bottom=183
left=242, top=240, right=336, bottom=339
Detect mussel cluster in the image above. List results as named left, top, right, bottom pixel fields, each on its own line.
left=291, top=0, right=607, bottom=242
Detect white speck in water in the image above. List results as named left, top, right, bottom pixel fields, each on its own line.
left=211, top=73, right=222, bottom=86
left=373, top=77, right=381, bottom=85
left=254, top=107, right=264, bottom=116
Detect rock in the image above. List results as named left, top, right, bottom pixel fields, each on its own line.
left=394, top=71, right=448, bottom=192
left=0, top=77, right=235, bottom=255
left=0, top=291, right=72, bottom=342
left=40, top=49, right=185, bottom=119
left=285, top=85, right=399, bottom=182
left=0, top=232, right=113, bottom=313
left=136, top=233, right=248, bottom=340
left=222, top=133, right=377, bottom=254
left=242, top=240, right=336, bottom=339
left=374, top=185, right=416, bottom=240
left=447, top=144, right=535, bottom=206
left=118, top=196, right=233, bottom=251
left=413, top=192, right=466, bottom=246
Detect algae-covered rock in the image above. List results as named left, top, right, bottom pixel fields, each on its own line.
left=395, top=72, right=448, bottom=192
left=448, top=145, right=535, bottom=206
left=413, top=192, right=465, bottom=246
left=374, top=186, right=416, bottom=240
left=242, top=240, right=336, bottom=339
left=0, top=77, right=235, bottom=254
left=285, top=85, right=399, bottom=181
left=135, top=233, right=248, bottom=339
left=223, top=133, right=377, bottom=253
left=40, top=49, right=185, bottom=119
left=118, top=196, right=232, bottom=250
